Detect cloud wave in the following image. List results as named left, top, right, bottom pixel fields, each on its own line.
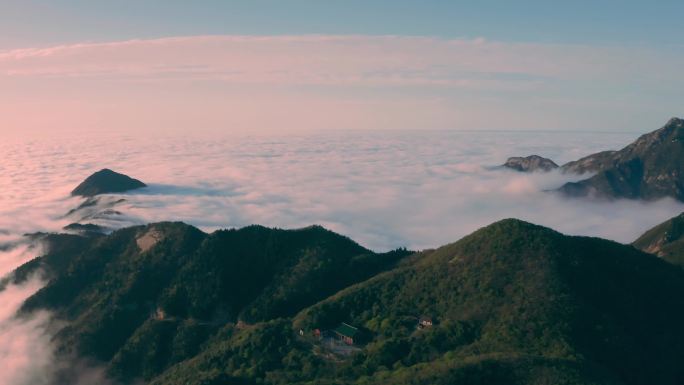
left=1, top=129, right=684, bottom=384
left=2, top=129, right=682, bottom=251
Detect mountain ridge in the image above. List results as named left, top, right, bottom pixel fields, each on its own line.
left=502, top=155, right=559, bottom=172
left=9, top=218, right=684, bottom=385
left=71, top=168, right=147, bottom=197
left=557, top=117, right=684, bottom=201
left=12, top=221, right=410, bottom=384
left=633, top=212, right=684, bottom=267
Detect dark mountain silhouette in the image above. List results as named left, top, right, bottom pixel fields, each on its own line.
left=633, top=212, right=684, bottom=267
left=557, top=118, right=684, bottom=201
left=286, top=219, right=684, bottom=385
left=560, top=150, right=618, bottom=175
left=502, top=155, right=559, bottom=172
left=71, top=169, right=147, bottom=197
left=10, top=219, right=684, bottom=385
left=63, top=223, right=107, bottom=235
left=14, top=222, right=409, bottom=384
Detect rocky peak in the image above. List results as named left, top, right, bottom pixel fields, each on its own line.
left=557, top=118, right=684, bottom=201
left=71, top=169, right=147, bottom=197
left=623, top=117, right=684, bottom=155
left=502, top=155, right=559, bottom=172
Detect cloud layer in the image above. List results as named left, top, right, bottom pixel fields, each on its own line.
left=2, top=128, right=684, bottom=384
left=1, top=33, right=682, bottom=385
left=1, top=35, right=682, bottom=134
left=0, top=246, right=54, bottom=385
left=0, top=35, right=620, bottom=83
left=2, top=129, right=682, bottom=251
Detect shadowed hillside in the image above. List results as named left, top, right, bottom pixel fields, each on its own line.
left=14, top=219, right=684, bottom=384
left=558, top=118, right=684, bottom=201
left=633, top=212, right=684, bottom=267
left=71, top=169, right=147, bottom=197
left=14, top=223, right=409, bottom=383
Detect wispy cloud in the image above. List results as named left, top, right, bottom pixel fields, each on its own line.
left=2, top=33, right=683, bottom=385
left=0, top=35, right=549, bottom=87
left=0, top=259, right=113, bottom=385
left=1, top=35, right=680, bottom=87
left=0, top=276, right=55, bottom=385
left=2, top=35, right=682, bottom=134
left=0, top=35, right=684, bottom=133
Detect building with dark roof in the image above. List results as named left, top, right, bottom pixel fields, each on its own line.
left=333, top=322, right=359, bottom=345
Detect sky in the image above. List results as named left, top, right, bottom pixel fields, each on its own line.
left=0, top=1, right=683, bottom=134
left=1, top=3, right=684, bottom=381
left=2, top=1, right=684, bottom=46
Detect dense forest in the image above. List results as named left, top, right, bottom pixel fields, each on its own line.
left=8, top=219, right=684, bottom=385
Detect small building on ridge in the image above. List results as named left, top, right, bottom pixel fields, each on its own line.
left=333, top=323, right=359, bottom=345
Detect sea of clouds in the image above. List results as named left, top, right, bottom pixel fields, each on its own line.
left=1, top=128, right=684, bottom=384
left=4, top=129, right=683, bottom=251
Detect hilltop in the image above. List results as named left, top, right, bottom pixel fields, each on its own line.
left=633, top=212, right=684, bottom=267
left=71, top=169, right=147, bottom=197
left=11, top=219, right=684, bottom=385
left=14, top=222, right=409, bottom=383
left=557, top=118, right=684, bottom=201
left=502, top=155, right=559, bottom=172
left=282, top=219, right=684, bottom=385
left=497, top=118, right=684, bottom=201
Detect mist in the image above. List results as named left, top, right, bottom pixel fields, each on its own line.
left=2, top=129, right=683, bottom=251
left=1, top=128, right=684, bottom=384
left=0, top=242, right=53, bottom=385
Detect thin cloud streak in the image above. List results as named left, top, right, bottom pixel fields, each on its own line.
left=0, top=35, right=679, bottom=86
left=0, top=35, right=549, bottom=86
left=2, top=35, right=682, bottom=134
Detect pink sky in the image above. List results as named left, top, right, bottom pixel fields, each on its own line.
left=1, top=35, right=682, bottom=135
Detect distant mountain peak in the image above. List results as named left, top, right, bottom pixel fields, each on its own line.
left=666, top=116, right=684, bottom=126
left=502, top=155, right=558, bottom=172
left=71, top=169, right=147, bottom=197
left=557, top=118, right=684, bottom=201
left=627, top=117, right=684, bottom=150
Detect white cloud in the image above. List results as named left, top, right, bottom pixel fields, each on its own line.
left=0, top=35, right=678, bottom=87
left=1, top=35, right=683, bottom=385
left=0, top=239, right=114, bottom=385
left=2, top=129, right=682, bottom=251
left=0, top=273, right=113, bottom=385
left=0, top=277, right=55, bottom=385
left=0, top=35, right=557, bottom=85
left=1, top=35, right=682, bottom=134
left=1, top=128, right=684, bottom=383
